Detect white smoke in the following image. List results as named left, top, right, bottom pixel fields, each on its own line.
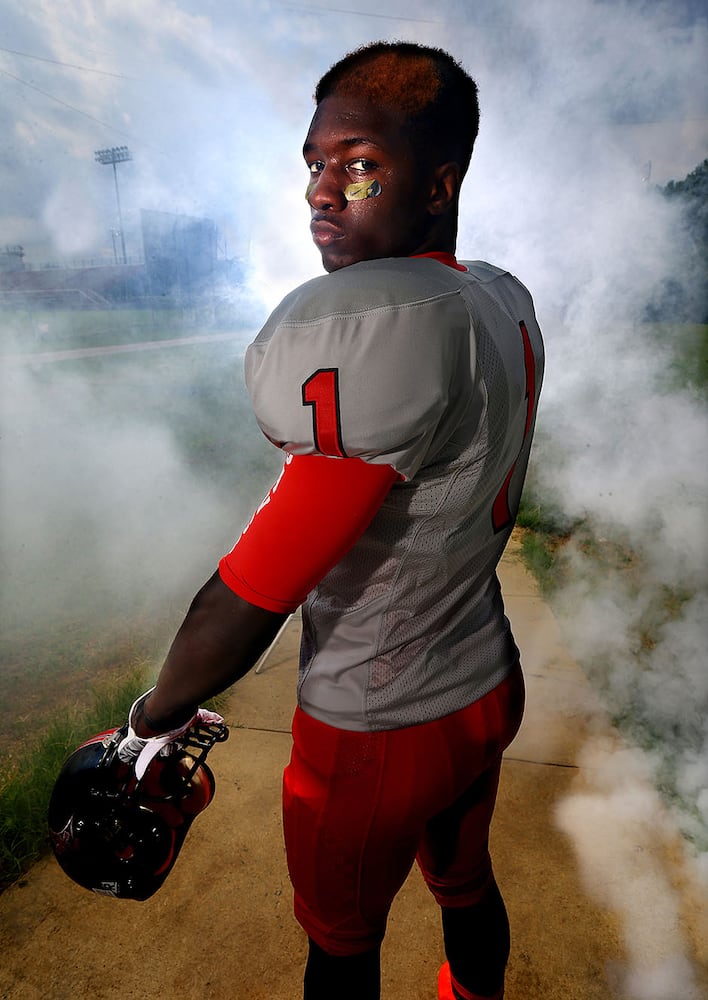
left=0, top=353, right=256, bottom=631
left=556, top=738, right=707, bottom=999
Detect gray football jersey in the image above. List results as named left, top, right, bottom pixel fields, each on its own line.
left=245, top=257, right=544, bottom=731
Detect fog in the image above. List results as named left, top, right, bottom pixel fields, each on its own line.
left=2, top=1, right=707, bottom=995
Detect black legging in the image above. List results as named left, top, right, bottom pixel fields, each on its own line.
left=302, top=878, right=509, bottom=1000
left=442, top=879, right=510, bottom=997
left=303, top=939, right=381, bottom=999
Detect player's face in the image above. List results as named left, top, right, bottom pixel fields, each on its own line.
left=304, top=94, right=434, bottom=272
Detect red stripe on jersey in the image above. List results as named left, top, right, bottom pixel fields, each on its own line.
left=218, top=454, right=398, bottom=613
left=520, top=320, right=536, bottom=437
left=491, top=320, right=539, bottom=534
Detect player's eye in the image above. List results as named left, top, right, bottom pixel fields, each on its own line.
left=307, top=161, right=324, bottom=175
left=348, top=158, right=377, bottom=173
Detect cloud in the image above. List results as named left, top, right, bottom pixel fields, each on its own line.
left=2, top=1, right=705, bottom=274
left=43, top=171, right=103, bottom=254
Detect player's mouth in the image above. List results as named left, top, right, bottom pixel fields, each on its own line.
left=310, top=220, right=345, bottom=247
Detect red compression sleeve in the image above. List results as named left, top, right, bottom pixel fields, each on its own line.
left=218, top=455, right=398, bottom=613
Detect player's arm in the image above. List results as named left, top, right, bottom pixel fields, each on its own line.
left=130, top=454, right=397, bottom=739
left=132, top=575, right=288, bottom=736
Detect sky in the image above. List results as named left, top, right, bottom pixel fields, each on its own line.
left=0, top=0, right=706, bottom=296
left=2, top=2, right=708, bottom=996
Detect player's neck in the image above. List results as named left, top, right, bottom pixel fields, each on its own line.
left=412, top=209, right=458, bottom=259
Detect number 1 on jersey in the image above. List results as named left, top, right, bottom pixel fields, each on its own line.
left=302, top=368, right=348, bottom=458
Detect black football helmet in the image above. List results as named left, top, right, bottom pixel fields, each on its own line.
left=48, top=720, right=228, bottom=900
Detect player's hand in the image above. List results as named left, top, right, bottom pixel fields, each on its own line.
left=116, top=688, right=225, bottom=781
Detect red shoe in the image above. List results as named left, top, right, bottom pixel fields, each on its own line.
left=438, top=963, right=456, bottom=1000
left=437, top=962, right=504, bottom=1000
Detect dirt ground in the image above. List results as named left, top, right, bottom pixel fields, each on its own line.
left=1, top=541, right=706, bottom=999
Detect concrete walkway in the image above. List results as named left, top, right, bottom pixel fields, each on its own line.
left=1, top=540, right=705, bottom=999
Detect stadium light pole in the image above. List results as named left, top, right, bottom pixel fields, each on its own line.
left=94, top=146, right=132, bottom=264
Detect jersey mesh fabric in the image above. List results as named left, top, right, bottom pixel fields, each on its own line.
left=244, top=257, right=544, bottom=732
left=218, top=454, right=398, bottom=614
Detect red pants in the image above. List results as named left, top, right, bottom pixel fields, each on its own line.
left=282, top=663, right=524, bottom=956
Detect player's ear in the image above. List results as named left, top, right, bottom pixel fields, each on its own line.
left=427, top=162, right=461, bottom=216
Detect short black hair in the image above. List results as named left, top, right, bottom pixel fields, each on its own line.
left=314, top=41, right=480, bottom=177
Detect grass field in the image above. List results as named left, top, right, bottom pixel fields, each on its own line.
left=0, top=667, right=150, bottom=891
left=0, top=304, right=281, bottom=890
left=1, top=303, right=256, bottom=354
left=649, top=321, right=708, bottom=394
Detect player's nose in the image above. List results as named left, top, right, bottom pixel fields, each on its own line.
left=307, top=169, right=347, bottom=211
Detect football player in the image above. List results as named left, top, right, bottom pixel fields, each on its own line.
left=118, top=42, right=544, bottom=1000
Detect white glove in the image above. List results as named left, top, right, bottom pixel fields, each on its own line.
left=116, top=688, right=225, bottom=781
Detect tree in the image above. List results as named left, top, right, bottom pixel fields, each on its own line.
left=648, top=161, right=708, bottom=322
